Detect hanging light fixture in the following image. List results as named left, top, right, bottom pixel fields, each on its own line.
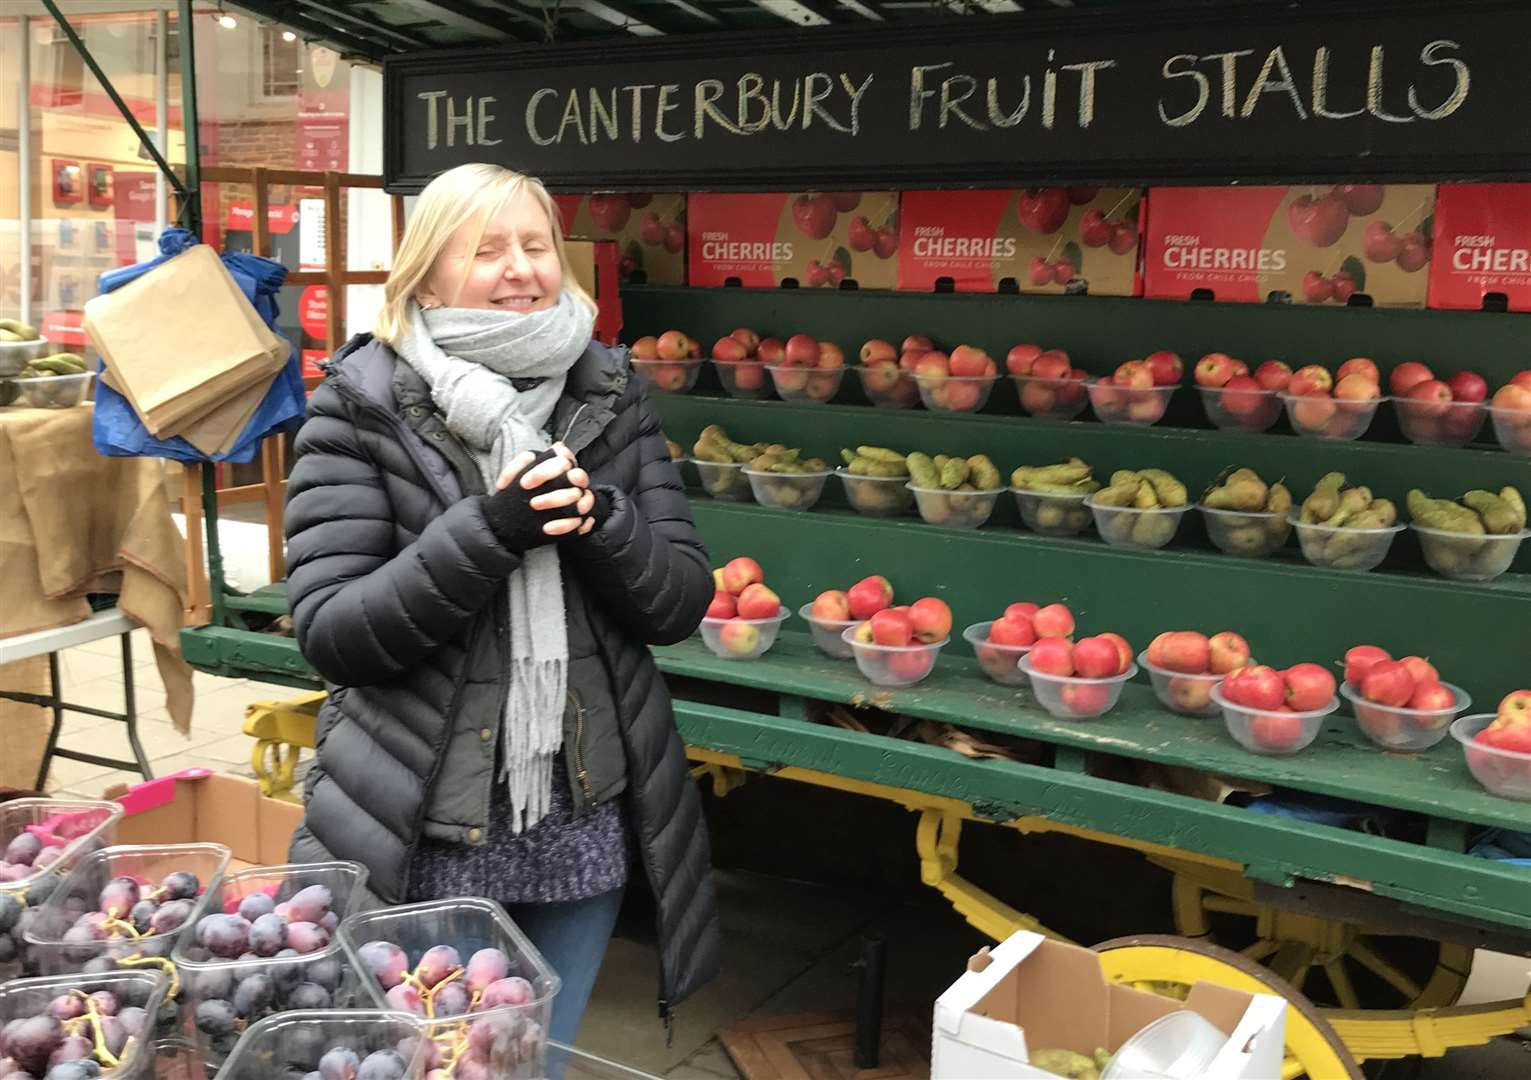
left=281, top=30, right=296, bottom=42
left=215, top=3, right=237, bottom=29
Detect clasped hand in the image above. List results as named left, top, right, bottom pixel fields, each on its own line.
left=495, top=443, right=596, bottom=538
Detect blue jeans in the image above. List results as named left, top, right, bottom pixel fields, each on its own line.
left=504, top=888, right=624, bottom=1047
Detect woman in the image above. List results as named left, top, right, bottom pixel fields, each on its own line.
left=282, top=162, right=720, bottom=1044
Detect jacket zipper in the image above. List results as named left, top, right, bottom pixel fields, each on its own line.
left=569, top=689, right=595, bottom=802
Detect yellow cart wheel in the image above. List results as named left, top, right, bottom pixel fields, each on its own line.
left=1170, top=869, right=1472, bottom=1011
left=1094, top=934, right=1362, bottom=1080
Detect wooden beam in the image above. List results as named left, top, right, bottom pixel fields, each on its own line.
left=293, top=0, right=433, bottom=48
left=571, top=0, right=666, bottom=34
left=411, top=0, right=538, bottom=41
left=655, top=0, right=721, bottom=23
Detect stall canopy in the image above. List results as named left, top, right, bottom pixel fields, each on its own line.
left=225, top=0, right=1161, bottom=60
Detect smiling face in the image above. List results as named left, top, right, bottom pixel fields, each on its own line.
left=420, top=186, right=563, bottom=313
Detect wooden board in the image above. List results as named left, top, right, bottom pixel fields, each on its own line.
left=720, top=1010, right=931, bottom=1080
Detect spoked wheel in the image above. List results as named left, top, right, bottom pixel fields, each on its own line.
left=1171, top=872, right=1473, bottom=1011
left=1094, top=934, right=1362, bottom=1080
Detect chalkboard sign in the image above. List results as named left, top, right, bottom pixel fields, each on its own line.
left=382, top=0, right=1531, bottom=194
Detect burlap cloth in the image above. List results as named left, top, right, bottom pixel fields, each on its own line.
left=0, top=405, right=194, bottom=787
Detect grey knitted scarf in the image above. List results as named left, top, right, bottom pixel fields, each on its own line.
left=396, top=291, right=595, bottom=833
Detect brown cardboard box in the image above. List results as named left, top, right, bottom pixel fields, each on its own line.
left=554, top=193, right=686, bottom=285
left=105, top=769, right=302, bottom=873
left=564, top=239, right=623, bottom=345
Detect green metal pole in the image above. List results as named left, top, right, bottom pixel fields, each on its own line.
left=174, top=0, right=227, bottom=629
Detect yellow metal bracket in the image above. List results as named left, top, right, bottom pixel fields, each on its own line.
left=242, top=691, right=324, bottom=801
left=915, top=809, right=1071, bottom=945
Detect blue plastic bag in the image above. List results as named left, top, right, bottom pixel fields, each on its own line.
left=91, top=228, right=307, bottom=464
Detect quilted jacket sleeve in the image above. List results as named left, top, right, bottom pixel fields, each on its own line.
left=567, top=383, right=712, bottom=645
left=284, top=382, right=522, bottom=686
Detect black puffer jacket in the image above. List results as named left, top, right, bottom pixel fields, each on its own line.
left=283, top=334, right=719, bottom=1013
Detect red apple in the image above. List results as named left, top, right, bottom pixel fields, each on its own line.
left=735, top=583, right=781, bottom=621
left=887, top=648, right=935, bottom=683
left=1361, top=660, right=1416, bottom=707
left=810, top=590, right=851, bottom=622
left=718, top=621, right=760, bottom=656
left=1113, top=360, right=1155, bottom=390
left=1061, top=682, right=1111, bottom=715
left=949, top=345, right=992, bottom=379
left=656, top=329, right=690, bottom=361
left=860, top=339, right=896, bottom=365
left=1032, top=351, right=1073, bottom=381
left=1097, top=632, right=1133, bottom=673
left=1399, top=655, right=1439, bottom=686
left=988, top=616, right=1037, bottom=648
left=630, top=336, right=660, bottom=361
left=1004, top=602, right=1039, bottom=625
left=1208, top=632, right=1251, bottom=675
left=1033, top=603, right=1075, bottom=639
left=816, top=342, right=845, bottom=370
left=902, top=334, right=933, bottom=355
left=1157, top=631, right=1212, bottom=674
left=1446, top=370, right=1488, bottom=403
left=784, top=333, right=820, bottom=367
left=1495, top=690, right=1531, bottom=724
left=1144, top=350, right=1184, bottom=387
left=712, top=336, right=749, bottom=363
left=1493, top=383, right=1531, bottom=413
left=1168, top=676, right=1214, bottom=713
left=1405, top=379, right=1453, bottom=418
left=1221, top=375, right=1266, bottom=417
left=730, top=328, right=760, bottom=353
left=1029, top=636, right=1074, bottom=676
left=1006, top=344, right=1043, bottom=377
left=1343, top=645, right=1391, bottom=686
left=1283, top=662, right=1336, bottom=711
left=1223, top=665, right=1286, bottom=711
left=720, top=557, right=763, bottom=595
left=706, top=591, right=737, bottom=620
left=1292, top=393, right=1337, bottom=430
left=1074, top=635, right=1122, bottom=678
left=1389, top=361, right=1436, bottom=397
left=909, top=597, right=953, bottom=644
left=1288, top=364, right=1334, bottom=396
left=869, top=608, right=914, bottom=647
left=847, top=575, right=894, bottom=620
left=1246, top=362, right=1289, bottom=394
left=1408, top=681, right=1456, bottom=712
left=1336, top=358, right=1380, bottom=385
left=1194, top=353, right=1237, bottom=388
left=1250, top=711, right=1306, bottom=751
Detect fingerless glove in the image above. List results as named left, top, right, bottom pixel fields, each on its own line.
left=480, top=449, right=585, bottom=551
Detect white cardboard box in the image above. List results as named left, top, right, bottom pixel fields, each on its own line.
left=932, top=932, right=1288, bottom=1079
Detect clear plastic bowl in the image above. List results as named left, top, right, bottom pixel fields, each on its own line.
left=711, top=358, right=774, bottom=400
left=1138, top=652, right=1222, bottom=718
left=697, top=608, right=790, bottom=660
left=1341, top=681, right=1470, bottom=753
left=1280, top=391, right=1383, bottom=440
left=907, top=484, right=1002, bottom=529
left=1198, top=383, right=1282, bottom=432
left=914, top=373, right=995, bottom=413
left=1488, top=405, right=1531, bottom=456
left=0, top=335, right=50, bottom=376
left=1452, top=714, right=1531, bottom=801
left=24, top=842, right=232, bottom=977
left=1101, top=1009, right=1230, bottom=1080
left=1086, top=381, right=1175, bottom=426
left=744, top=467, right=832, bottom=511
left=836, top=470, right=914, bottom=517
left=219, top=1010, right=427, bottom=1080
left=1012, top=488, right=1093, bottom=538
left=628, top=357, right=701, bottom=395
left=1395, top=398, right=1488, bottom=447
left=797, top=603, right=856, bottom=660
left=689, top=458, right=752, bottom=501
left=1019, top=655, right=1138, bottom=720
left=1211, top=684, right=1338, bottom=754
left=1011, top=374, right=1089, bottom=420
left=1290, top=515, right=1404, bottom=572
left=961, top=622, right=1031, bottom=687
left=1412, top=524, right=1530, bottom=582
left=0, top=798, right=124, bottom=979
left=853, top=364, right=919, bottom=408
left=841, top=627, right=948, bottom=688
left=173, top=861, right=372, bottom=1066
left=0, top=966, right=172, bottom=1080
left=16, top=371, right=93, bottom=408
left=1198, top=505, right=1292, bottom=558
left=1085, top=498, right=1188, bottom=549
left=338, top=896, right=560, bottom=1078
left=763, top=363, right=845, bottom=404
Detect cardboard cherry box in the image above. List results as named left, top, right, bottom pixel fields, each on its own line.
left=553, top=193, right=686, bottom=286
left=1429, top=184, right=1531, bottom=311
left=104, top=768, right=304, bottom=874
left=897, top=188, right=1142, bottom=296
left=932, top=932, right=1288, bottom=1079
left=1144, top=184, right=1435, bottom=308
left=687, top=191, right=898, bottom=289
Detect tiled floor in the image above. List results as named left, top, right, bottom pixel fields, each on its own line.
left=25, top=630, right=1531, bottom=1079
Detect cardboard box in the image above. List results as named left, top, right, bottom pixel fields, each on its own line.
left=105, top=769, right=303, bottom=874
left=1429, top=184, right=1531, bottom=311
left=554, top=193, right=687, bottom=286
left=933, top=932, right=1287, bottom=1079
left=564, top=238, right=623, bottom=345
left=898, top=188, right=1142, bottom=296
left=687, top=191, right=899, bottom=289
left=1144, top=185, right=1434, bottom=307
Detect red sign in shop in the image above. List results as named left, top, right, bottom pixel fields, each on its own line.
left=298, top=285, right=329, bottom=340
left=297, top=112, right=348, bottom=172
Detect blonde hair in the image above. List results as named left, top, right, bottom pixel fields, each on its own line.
left=375, top=163, right=595, bottom=345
